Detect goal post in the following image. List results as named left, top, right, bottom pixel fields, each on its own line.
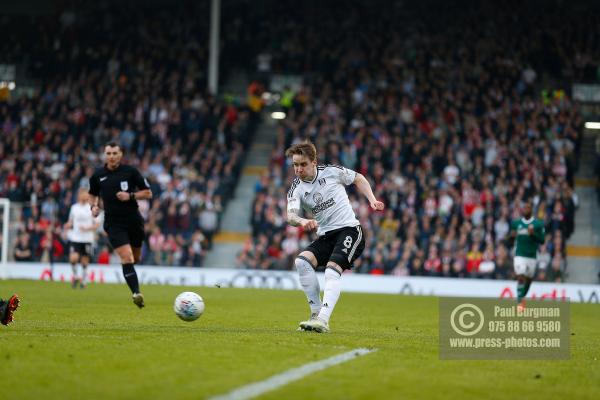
left=0, top=198, right=9, bottom=279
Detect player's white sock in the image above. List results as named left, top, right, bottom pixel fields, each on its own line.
left=295, top=257, right=321, bottom=314
left=71, top=264, right=79, bottom=281
left=318, top=268, right=342, bottom=324
left=81, top=267, right=87, bottom=285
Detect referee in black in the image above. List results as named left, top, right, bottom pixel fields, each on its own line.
left=89, top=142, right=152, bottom=308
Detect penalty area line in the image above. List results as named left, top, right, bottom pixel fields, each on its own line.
left=208, top=347, right=377, bottom=400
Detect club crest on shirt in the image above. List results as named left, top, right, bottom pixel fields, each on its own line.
left=120, top=181, right=129, bottom=191
left=313, top=192, right=323, bottom=204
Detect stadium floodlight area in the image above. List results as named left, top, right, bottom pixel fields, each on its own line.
left=271, top=111, right=286, bottom=120
left=584, top=122, right=600, bottom=129
left=0, top=198, right=9, bottom=279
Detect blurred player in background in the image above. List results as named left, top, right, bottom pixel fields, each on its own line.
left=64, top=188, right=100, bottom=289
left=286, top=141, right=384, bottom=333
left=509, top=200, right=545, bottom=310
left=0, top=295, right=20, bottom=326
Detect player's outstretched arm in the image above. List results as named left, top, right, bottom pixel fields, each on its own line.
left=353, top=173, right=384, bottom=210
left=287, top=209, right=318, bottom=231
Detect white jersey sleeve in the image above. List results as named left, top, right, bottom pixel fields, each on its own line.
left=287, top=178, right=302, bottom=215
left=331, top=165, right=357, bottom=186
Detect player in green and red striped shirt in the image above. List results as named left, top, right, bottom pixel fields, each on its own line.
left=509, top=200, right=545, bottom=308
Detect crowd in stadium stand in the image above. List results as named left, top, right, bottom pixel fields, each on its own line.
left=1, top=2, right=255, bottom=267
left=1, top=1, right=597, bottom=282
left=238, top=1, right=593, bottom=282
left=241, top=0, right=600, bottom=85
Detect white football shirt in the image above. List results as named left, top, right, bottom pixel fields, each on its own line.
left=287, top=165, right=359, bottom=236
left=67, top=203, right=96, bottom=243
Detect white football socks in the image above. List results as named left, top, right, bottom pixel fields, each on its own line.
left=295, top=257, right=322, bottom=315
left=318, top=268, right=342, bottom=324
left=81, top=266, right=87, bottom=285
left=71, top=264, right=79, bottom=282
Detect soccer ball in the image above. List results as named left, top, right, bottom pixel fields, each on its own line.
left=174, top=292, right=205, bottom=321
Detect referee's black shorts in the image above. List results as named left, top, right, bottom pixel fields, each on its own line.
left=103, top=214, right=145, bottom=249
left=305, top=225, right=365, bottom=270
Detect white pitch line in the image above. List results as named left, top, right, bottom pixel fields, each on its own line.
left=209, top=348, right=377, bottom=400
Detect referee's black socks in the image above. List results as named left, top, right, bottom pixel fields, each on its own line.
left=122, top=263, right=140, bottom=294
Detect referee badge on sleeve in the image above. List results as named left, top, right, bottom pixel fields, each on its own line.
left=120, top=181, right=129, bottom=191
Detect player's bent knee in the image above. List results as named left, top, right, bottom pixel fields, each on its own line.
left=325, top=266, right=342, bottom=280
left=326, top=262, right=343, bottom=275
left=295, top=256, right=315, bottom=271
left=298, top=251, right=317, bottom=268
left=114, top=246, right=134, bottom=264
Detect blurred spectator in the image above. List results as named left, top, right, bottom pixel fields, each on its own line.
left=13, top=233, right=33, bottom=261
left=547, top=254, right=566, bottom=282
left=97, top=246, right=111, bottom=265
left=199, top=201, right=221, bottom=249
left=38, top=229, right=64, bottom=263
left=479, top=244, right=496, bottom=278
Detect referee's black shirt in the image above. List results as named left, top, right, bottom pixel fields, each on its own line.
left=89, top=164, right=151, bottom=219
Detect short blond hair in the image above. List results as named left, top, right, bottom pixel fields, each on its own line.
left=285, top=141, right=317, bottom=162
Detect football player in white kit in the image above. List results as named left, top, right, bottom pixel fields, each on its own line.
left=64, top=188, right=100, bottom=288
left=286, top=141, right=385, bottom=333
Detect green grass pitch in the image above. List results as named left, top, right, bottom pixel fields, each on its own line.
left=1, top=280, right=599, bottom=400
